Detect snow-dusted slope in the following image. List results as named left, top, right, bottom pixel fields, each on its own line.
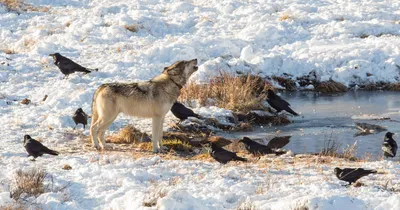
left=1, top=0, right=400, bottom=209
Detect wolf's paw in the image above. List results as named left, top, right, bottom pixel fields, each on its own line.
left=93, top=144, right=101, bottom=150
left=101, top=144, right=112, bottom=151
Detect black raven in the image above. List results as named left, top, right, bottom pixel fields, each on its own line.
left=23, top=135, right=59, bottom=160
left=72, top=108, right=89, bottom=129
left=49, top=53, right=98, bottom=79
left=239, top=136, right=290, bottom=156
left=171, top=101, right=201, bottom=121
left=382, top=132, right=397, bottom=158
left=210, top=142, right=247, bottom=164
left=334, top=167, right=377, bottom=185
left=266, top=89, right=298, bottom=116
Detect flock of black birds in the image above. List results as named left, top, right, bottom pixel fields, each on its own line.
left=22, top=53, right=398, bottom=186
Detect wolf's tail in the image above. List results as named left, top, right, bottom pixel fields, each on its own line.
left=91, top=85, right=105, bottom=126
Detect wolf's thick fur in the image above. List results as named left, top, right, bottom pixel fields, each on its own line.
left=90, top=59, right=198, bottom=152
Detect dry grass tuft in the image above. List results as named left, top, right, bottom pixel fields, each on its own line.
left=272, top=76, right=296, bottom=91
left=124, top=24, right=140, bottom=33
left=279, top=14, right=291, bottom=21
left=246, top=112, right=291, bottom=126
left=180, top=73, right=272, bottom=112
left=386, top=82, right=400, bottom=91
left=142, top=184, right=168, bottom=207
left=319, top=133, right=358, bottom=161
left=190, top=152, right=212, bottom=161
left=107, top=125, right=149, bottom=144
left=0, top=0, right=49, bottom=12
left=2, top=48, right=16, bottom=54
left=163, top=139, right=193, bottom=153
left=319, top=133, right=342, bottom=157
left=232, top=122, right=253, bottom=131
left=10, top=168, right=48, bottom=201
left=236, top=200, right=257, bottom=210
left=0, top=204, right=25, bottom=210
left=314, top=80, right=347, bottom=93
left=207, top=136, right=232, bottom=147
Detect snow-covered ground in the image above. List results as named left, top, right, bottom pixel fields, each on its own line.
left=1, top=0, right=400, bottom=209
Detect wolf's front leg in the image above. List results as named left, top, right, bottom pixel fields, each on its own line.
left=152, top=116, right=163, bottom=153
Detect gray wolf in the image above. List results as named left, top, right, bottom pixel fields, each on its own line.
left=90, top=59, right=198, bottom=152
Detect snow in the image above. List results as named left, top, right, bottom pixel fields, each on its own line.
left=1, top=0, right=400, bottom=209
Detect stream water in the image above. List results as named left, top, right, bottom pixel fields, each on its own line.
left=224, top=91, right=400, bottom=159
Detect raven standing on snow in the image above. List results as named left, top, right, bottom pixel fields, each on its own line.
left=239, top=136, right=290, bottom=156
left=382, top=132, right=397, bottom=158
left=23, top=135, right=59, bottom=160
left=49, top=53, right=98, bottom=79
left=72, top=108, right=89, bottom=130
left=266, top=89, right=299, bottom=116
left=334, top=167, right=377, bottom=185
left=171, top=101, right=201, bottom=121
left=209, top=142, right=247, bottom=164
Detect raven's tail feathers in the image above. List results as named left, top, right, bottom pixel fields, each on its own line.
left=45, top=148, right=59, bottom=156
left=286, top=107, right=299, bottom=116
left=235, top=156, right=247, bottom=162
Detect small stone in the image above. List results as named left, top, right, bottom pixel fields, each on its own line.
left=20, top=98, right=31, bottom=105
left=62, top=164, right=72, bottom=170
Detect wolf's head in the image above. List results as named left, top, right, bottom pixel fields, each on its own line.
left=163, top=59, right=198, bottom=88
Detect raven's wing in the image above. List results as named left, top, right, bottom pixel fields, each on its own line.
left=266, top=136, right=291, bottom=149
left=59, top=57, right=87, bottom=71
left=382, top=142, right=394, bottom=157
left=26, top=140, right=47, bottom=154
left=340, top=168, right=375, bottom=181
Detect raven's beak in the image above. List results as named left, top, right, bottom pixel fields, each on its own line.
left=48, top=54, right=54, bottom=56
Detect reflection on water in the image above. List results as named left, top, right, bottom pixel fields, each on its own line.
left=225, top=91, right=400, bottom=159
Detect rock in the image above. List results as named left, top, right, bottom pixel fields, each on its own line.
left=20, top=98, right=31, bottom=105
left=62, top=164, right=72, bottom=170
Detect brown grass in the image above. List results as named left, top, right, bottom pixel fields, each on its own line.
left=10, top=168, right=48, bottom=201
left=272, top=76, right=296, bottom=91
left=138, top=139, right=193, bottom=153
left=124, top=24, right=139, bottom=33
left=179, top=72, right=272, bottom=112
left=163, top=139, right=193, bottom=153
left=0, top=0, right=49, bottom=12
left=2, top=49, right=16, bottom=54
left=279, top=14, right=291, bottom=21
left=314, top=80, right=347, bottom=93
left=236, top=200, right=257, bottom=210
left=246, top=112, right=291, bottom=126
left=386, top=82, right=400, bottom=91
left=0, top=204, right=25, bottom=210
left=107, top=125, right=148, bottom=144
left=319, top=133, right=342, bottom=157
left=142, top=188, right=167, bottom=207
left=319, top=133, right=358, bottom=161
